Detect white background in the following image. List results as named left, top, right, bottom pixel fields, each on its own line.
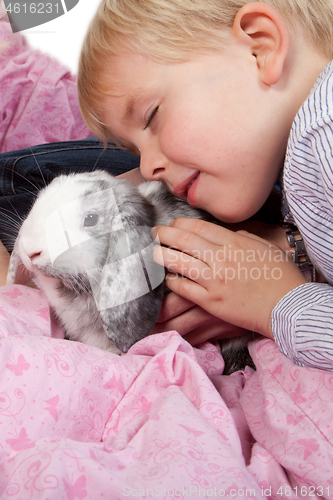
left=22, top=0, right=100, bottom=74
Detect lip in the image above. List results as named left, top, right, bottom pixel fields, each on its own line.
left=186, top=173, right=200, bottom=206
left=173, top=171, right=200, bottom=199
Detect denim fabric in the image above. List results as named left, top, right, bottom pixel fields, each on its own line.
left=0, top=139, right=140, bottom=250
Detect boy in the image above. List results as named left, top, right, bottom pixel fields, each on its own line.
left=77, top=0, right=333, bottom=370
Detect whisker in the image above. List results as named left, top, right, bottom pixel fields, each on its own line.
left=3, top=198, right=25, bottom=221
left=8, top=168, right=41, bottom=192
left=29, top=147, right=47, bottom=188
left=92, top=148, right=105, bottom=172
left=0, top=218, right=22, bottom=233
left=0, top=223, right=21, bottom=234
left=0, top=207, right=23, bottom=220
left=13, top=187, right=39, bottom=200
left=0, top=192, right=36, bottom=250
left=0, top=194, right=35, bottom=226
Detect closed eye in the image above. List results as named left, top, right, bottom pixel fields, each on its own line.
left=144, top=106, right=159, bottom=130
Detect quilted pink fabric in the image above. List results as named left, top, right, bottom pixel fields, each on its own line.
left=0, top=284, right=332, bottom=499
left=0, top=16, right=91, bottom=152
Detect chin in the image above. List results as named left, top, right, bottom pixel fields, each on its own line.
left=208, top=210, right=247, bottom=224
left=211, top=203, right=264, bottom=224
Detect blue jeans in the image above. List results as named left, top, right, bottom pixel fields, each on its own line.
left=0, top=139, right=140, bottom=250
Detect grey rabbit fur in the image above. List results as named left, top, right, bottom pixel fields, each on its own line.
left=7, top=170, right=254, bottom=374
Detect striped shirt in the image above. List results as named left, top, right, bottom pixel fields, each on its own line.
left=272, top=60, right=333, bottom=370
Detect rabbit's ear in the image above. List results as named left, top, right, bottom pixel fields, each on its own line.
left=6, top=243, right=33, bottom=286
left=99, top=289, right=164, bottom=352
left=89, top=225, right=165, bottom=352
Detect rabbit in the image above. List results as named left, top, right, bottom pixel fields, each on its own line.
left=7, top=170, right=254, bottom=373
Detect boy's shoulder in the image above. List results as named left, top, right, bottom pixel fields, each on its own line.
left=290, top=60, right=333, bottom=142
left=284, top=60, right=333, bottom=193
left=308, top=60, right=333, bottom=102
left=302, top=61, right=333, bottom=123
left=284, top=59, right=333, bottom=204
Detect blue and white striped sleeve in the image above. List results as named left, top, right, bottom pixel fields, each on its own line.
left=275, top=63, right=333, bottom=371
left=271, top=283, right=333, bottom=370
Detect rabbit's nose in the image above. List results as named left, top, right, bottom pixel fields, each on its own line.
left=29, top=251, right=42, bottom=261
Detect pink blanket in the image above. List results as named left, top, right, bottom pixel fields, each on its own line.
left=0, top=285, right=332, bottom=499
left=0, top=16, right=91, bottom=152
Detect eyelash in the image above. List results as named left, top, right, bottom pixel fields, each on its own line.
left=144, top=106, right=159, bottom=130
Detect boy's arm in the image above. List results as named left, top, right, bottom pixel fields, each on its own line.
left=272, top=282, right=333, bottom=370
left=273, top=75, right=333, bottom=370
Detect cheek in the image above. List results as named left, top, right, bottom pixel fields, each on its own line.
left=160, top=117, right=214, bottom=166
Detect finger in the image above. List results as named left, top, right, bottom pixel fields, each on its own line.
left=154, top=245, right=211, bottom=287
left=152, top=305, right=216, bottom=336
left=168, top=217, right=232, bottom=246
left=183, top=323, right=248, bottom=346
left=236, top=229, right=274, bottom=246
left=164, top=271, right=209, bottom=303
left=236, top=230, right=292, bottom=262
left=170, top=218, right=280, bottom=251
left=156, top=292, right=194, bottom=323
left=154, top=223, right=222, bottom=265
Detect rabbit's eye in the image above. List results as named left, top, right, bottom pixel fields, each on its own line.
left=84, top=213, right=99, bottom=227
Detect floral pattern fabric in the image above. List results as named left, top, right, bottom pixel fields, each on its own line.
left=0, top=285, right=332, bottom=499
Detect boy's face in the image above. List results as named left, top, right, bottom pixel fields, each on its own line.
left=101, top=46, right=292, bottom=222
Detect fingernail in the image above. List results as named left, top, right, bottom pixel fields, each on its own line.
left=151, top=227, right=157, bottom=239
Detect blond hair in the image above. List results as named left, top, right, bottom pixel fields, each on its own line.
left=78, top=0, right=333, bottom=142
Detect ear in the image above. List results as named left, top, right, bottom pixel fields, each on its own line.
left=95, top=225, right=165, bottom=352
left=232, top=2, right=290, bottom=85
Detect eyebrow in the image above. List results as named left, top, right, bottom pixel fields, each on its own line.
left=125, top=96, right=136, bottom=120
left=124, top=89, right=146, bottom=121
left=124, top=85, right=158, bottom=123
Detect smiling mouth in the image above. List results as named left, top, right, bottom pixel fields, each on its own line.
left=186, top=173, right=199, bottom=194
left=173, top=172, right=199, bottom=198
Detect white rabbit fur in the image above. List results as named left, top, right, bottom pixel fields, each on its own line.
left=7, top=170, right=212, bottom=354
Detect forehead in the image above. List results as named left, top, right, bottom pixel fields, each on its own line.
left=101, top=47, right=234, bottom=104
left=103, top=51, right=167, bottom=97
left=99, top=52, right=170, bottom=130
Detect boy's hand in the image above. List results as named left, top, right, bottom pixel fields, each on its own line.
left=151, top=291, right=248, bottom=345
left=153, top=218, right=307, bottom=338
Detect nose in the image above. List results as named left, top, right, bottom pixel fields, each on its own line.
left=139, top=147, right=168, bottom=181
left=29, top=251, right=41, bottom=261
